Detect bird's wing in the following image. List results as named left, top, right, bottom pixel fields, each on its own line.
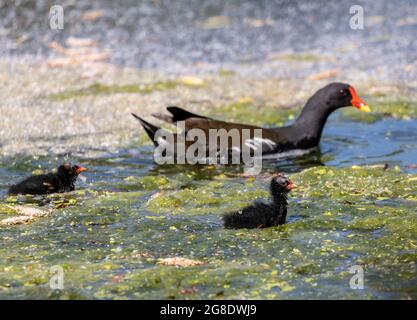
left=9, top=175, right=53, bottom=195
left=134, top=111, right=284, bottom=154
left=184, top=118, right=280, bottom=154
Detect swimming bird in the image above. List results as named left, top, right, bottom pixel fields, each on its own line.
left=223, top=174, right=295, bottom=229
left=132, top=83, right=370, bottom=158
left=8, top=163, right=87, bottom=195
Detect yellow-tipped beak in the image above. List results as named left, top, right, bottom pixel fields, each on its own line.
left=359, top=104, right=371, bottom=112
left=349, top=86, right=371, bottom=113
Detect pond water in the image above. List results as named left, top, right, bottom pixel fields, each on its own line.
left=0, top=111, right=416, bottom=299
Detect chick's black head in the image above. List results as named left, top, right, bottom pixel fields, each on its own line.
left=57, top=163, right=87, bottom=178
left=270, top=174, right=295, bottom=196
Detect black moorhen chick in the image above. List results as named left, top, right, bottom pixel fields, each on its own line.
left=223, top=174, right=295, bottom=229
left=132, top=83, right=370, bottom=156
left=8, top=163, right=87, bottom=195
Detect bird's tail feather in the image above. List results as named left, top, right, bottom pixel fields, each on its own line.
left=166, top=106, right=206, bottom=122
left=131, top=113, right=160, bottom=146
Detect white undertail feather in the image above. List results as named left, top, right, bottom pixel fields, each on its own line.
left=244, top=138, right=277, bottom=151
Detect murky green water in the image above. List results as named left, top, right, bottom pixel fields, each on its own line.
left=0, top=108, right=416, bottom=299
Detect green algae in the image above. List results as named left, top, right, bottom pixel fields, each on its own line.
left=0, top=204, right=16, bottom=215
left=213, top=96, right=417, bottom=126
left=212, top=99, right=299, bottom=126
left=341, top=99, right=417, bottom=122
left=120, top=175, right=170, bottom=191
left=146, top=180, right=267, bottom=215
left=218, top=68, right=236, bottom=77
left=3, top=163, right=415, bottom=299
left=275, top=52, right=328, bottom=62
left=48, top=80, right=196, bottom=101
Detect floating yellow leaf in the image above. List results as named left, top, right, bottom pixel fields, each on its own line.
left=158, top=257, right=206, bottom=267
left=179, top=76, right=204, bottom=86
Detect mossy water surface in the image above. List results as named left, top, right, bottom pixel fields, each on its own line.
left=48, top=79, right=203, bottom=101
left=0, top=103, right=416, bottom=299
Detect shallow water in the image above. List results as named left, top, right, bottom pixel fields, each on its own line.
left=0, top=113, right=416, bottom=299
left=1, top=0, right=417, bottom=80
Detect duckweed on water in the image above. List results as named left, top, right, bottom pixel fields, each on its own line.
left=341, top=99, right=417, bottom=123
left=273, top=52, right=329, bottom=62
left=146, top=179, right=267, bottom=215
left=1, top=163, right=416, bottom=299
left=48, top=79, right=202, bottom=101
left=212, top=100, right=299, bottom=127
left=218, top=69, right=236, bottom=77
left=213, top=97, right=417, bottom=127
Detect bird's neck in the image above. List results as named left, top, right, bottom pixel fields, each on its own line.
left=272, top=192, right=287, bottom=206
left=58, top=173, right=77, bottom=188
left=292, top=96, right=334, bottom=145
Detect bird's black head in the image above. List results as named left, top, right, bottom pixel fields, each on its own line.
left=57, top=163, right=87, bottom=178
left=270, top=174, right=295, bottom=197
left=316, top=82, right=370, bottom=112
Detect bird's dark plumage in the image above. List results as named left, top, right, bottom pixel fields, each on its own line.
left=152, top=106, right=207, bottom=123
left=223, top=174, right=295, bottom=229
left=132, top=83, right=370, bottom=156
left=8, top=163, right=87, bottom=195
left=131, top=113, right=161, bottom=145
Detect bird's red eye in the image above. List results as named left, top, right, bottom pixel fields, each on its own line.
left=339, top=89, right=346, bottom=96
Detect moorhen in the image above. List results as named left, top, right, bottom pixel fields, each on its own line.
left=132, top=83, right=370, bottom=157
left=223, top=174, right=295, bottom=229
left=8, top=163, right=87, bottom=195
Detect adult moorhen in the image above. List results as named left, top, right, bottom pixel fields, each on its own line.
left=132, top=82, right=370, bottom=156
left=8, top=163, right=87, bottom=195
left=223, top=174, right=295, bottom=229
